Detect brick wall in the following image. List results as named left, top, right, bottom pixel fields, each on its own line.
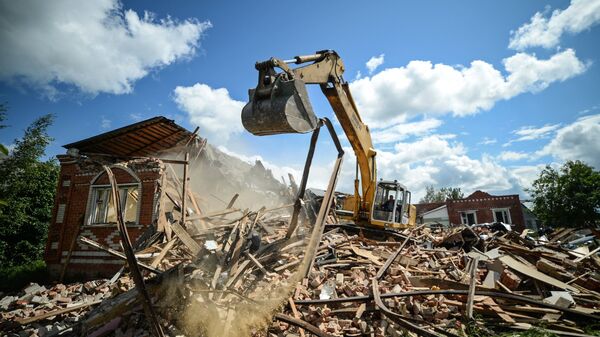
left=44, top=155, right=162, bottom=280
left=446, top=194, right=525, bottom=232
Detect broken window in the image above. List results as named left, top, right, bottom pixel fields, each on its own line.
left=88, top=185, right=139, bottom=225
left=460, top=211, right=477, bottom=225
left=492, top=208, right=511, bottom=223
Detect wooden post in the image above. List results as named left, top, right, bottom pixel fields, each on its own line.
left=181, top=152, right=189, bottom=226
left=466, top=256, right=480, bottom=320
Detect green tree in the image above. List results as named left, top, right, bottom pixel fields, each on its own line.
left=529, top=161, right=600, bottom=228
left=419, top=185, right=464, bottom=203
left=0, top=113, right=59, bottom=268
left=0, top=103, right=8, bottom=156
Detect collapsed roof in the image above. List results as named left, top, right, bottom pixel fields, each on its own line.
left=63, top=116, right=194, bottom=157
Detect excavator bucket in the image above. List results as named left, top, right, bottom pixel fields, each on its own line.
left=242, top=77, right=318, bottom=136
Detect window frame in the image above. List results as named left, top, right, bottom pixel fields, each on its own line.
left=459, top=210, right=477, bottom=225
left=85, top=183, right=141, bottom=226
left=492, top=208, right=511, bottom=224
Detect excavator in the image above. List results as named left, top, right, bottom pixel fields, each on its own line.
left=241, top=50, right=416, bottom=230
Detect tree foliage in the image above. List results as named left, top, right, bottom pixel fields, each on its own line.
left=419, top=185, right=464, bottom=203
left=529, top=160, right=600, bottom=228
left=0, top=103, right=8, bottom=156
left=0, top=112, right=59, bottom=268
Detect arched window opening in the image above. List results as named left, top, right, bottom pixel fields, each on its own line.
left=87, top=167, right=141, bottom=226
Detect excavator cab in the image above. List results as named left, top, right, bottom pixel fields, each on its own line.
left=371, top=180, right=412, bottom=228
left=241, top=59, right=319, bottom=136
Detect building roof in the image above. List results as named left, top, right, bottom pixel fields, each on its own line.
left=415, top=202, right=446, bottom=216
left=421, top=204, right=447, bottom=217
left=465, top=190, right=493, bottom=199
left=63, top=116, right=194, bottom=157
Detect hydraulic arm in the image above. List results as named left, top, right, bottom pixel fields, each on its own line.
left=242, top=50, right=415, bottom=228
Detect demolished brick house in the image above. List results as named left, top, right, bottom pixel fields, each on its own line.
left=44, top=116, right=289, bottom=280
left=416, top=190, right=529, bottom=232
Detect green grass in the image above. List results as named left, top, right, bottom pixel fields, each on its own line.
left=0, top=260, right=49, bottom=292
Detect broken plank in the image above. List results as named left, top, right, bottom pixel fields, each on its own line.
left=150, top=239, right=177, bottom=268
left=288, top=298, right=306, bottom=337
left=78, top=237, right=161, bottom=274
left=275, top=259, right=301, bottom=272
left=499, top=255, right=579, bottom=292
left=350, top=245, right=383, bottom=266
left=17, top=300, right=102, bottom=325
left=170, top=221, right=201, bottom=256
left=466, top=256, right=479, bottom=320
left=245, top=252, right=269, bottom=276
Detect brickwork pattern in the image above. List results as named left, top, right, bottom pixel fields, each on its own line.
left=44, top=156, right=161, bottom=279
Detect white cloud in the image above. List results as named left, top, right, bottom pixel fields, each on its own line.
left=578, top=104, right=600, bottom=115
left=366, top=54, right=385, bottom=74
left=0, top=0, right=211, bottom=97
left=513, top=124, right=561, bottom=140
left=504, top=123, right=561, bottom=146
left=173, top=83, right=245, bottom=144
left=100, top=116, right=111, bottom=129
left=509, top=0, right=600, bottom=50
left=538, top=114, right=600, bottom=168
left=371, top=118, right=442, bottom=143
left=478, top=137, right=497, bottom=145
left=350, top=49, right=587, bottom=127
left=498, top=151, right=528, bottom=161
left=511, top=164, right=549, bottom=193
left=129, top=113, right=144, bottom=121
left=340, top=135, right=517, bottom=201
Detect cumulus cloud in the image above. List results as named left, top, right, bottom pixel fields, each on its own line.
left=366, top=54, right=385, bottom=74
left=173, top=83, right=245, bottom=144
left=371, top=118, right=442, bottom=143
left=498, top=151, right=528, bottom=161
left=0, top=0, right=211, bottom=97
left=344, top=135, right=516, bottom=200
left=511, top=164, right=549, bottom=192
left=509, top=0, right=600, bottom=50
left=350, top=49, right=587, bottom=127
left=538, top=114, right=600, bottom=168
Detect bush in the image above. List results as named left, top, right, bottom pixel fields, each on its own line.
left=0, top=260, right=49, bottom=292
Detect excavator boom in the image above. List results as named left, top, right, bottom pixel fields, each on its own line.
left=242, top=51, right=414, bottom=228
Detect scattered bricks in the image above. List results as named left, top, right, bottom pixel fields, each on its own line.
left=500, top=269, right=522, bottom=290
left=338, top=319, right=352, bottom=329
left=310, top=274, right=323, bottom=288
left=335, top=273, right=344, bottom=286
left=55, top=296, right=71, bottom=303
left=326, top=320, right=341, bottom=333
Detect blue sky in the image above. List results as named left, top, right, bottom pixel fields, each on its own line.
left=1, top=0, right=599, bottom=200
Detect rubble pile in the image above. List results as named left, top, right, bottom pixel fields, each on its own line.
left=1, top=202, right=319, bottom=337
left=2, top=220, right=599, bottom=336
left=1, top=140, right=599, bottom=336
left=270, top=224, right=600, bottom=337
left=0, top=279, right=134, bottom=336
